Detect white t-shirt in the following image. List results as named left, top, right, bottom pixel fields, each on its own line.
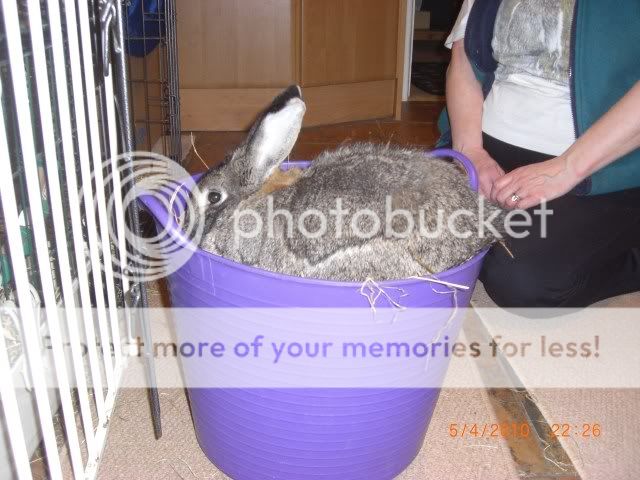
left=445, top=0, right=576, bottom=156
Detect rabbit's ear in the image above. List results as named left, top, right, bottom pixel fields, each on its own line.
left=242, top=85, right=306, bottom=186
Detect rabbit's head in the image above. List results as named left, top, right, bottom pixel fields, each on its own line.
left=194, top=85, right=305, bottom=228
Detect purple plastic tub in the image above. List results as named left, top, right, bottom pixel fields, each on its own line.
left=140, top=149, right=486, bottom=479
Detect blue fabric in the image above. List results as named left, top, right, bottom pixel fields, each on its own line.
left=437, top=0, right=640, bottom=195
left=127, top=0, right=163, bottom=57
left=463, top=0, right=500, bottom=76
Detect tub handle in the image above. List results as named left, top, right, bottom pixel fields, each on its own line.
left=428, top=149, right=479, bottom=192
left=138, top=193, right=199, bottom=250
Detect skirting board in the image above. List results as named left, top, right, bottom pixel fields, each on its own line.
left=180, top=79, right=397, bottom=131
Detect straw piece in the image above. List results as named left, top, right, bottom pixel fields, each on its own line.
left=498, top=240, right=515, bottom=259
left=408, top=276, right=470, bottom=291
left=542, top=443, right=571, bottom=472
left=190, top=132, right=208, bottom=170
left=358, top=277, right=408, bottom=314
left=408, top=275, right=470, bottom=372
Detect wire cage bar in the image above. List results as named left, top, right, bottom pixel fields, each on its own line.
left=125, top=0, right=182, bottom=164
left=0, top=0, right=162, bottom=477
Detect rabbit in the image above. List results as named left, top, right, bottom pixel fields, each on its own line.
left=189, top=85, right=505, bottom=282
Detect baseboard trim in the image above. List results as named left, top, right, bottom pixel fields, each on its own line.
left=180, top=80, right=396, bottom=131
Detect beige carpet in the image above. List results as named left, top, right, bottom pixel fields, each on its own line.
left=526, top=389, right=640, bottom=480
left=97, top=388, right=518, bottom=480
left=472, top=282, right=640, bottom=480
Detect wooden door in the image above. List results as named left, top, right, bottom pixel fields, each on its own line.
left=177, top=0, right=296, bottom=130
left=177, top=0, right=406, bottom=131
left=301, top=0, right=399, bottom=86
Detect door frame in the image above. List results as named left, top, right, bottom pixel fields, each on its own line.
left=402, top=0, right=416, bottom=103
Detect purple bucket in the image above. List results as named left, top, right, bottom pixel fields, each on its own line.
left=140, top=149, right=486, bottom=479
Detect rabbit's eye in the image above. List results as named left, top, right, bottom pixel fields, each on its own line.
left=208, top=191, right=223, bottom=205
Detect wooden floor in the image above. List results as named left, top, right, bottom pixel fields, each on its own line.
left=183, top=101, right=445, bottom=173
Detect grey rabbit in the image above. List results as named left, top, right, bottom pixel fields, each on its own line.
left=189, top=85, right=505, bottom=282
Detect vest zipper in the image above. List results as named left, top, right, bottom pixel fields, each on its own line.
left=569, top=0, right=579, bottom=139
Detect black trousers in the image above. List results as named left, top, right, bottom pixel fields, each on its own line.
left=479, top=134, right=640, bottom=308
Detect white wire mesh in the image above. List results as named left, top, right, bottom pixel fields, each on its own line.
left=0, top=0, right=130, bottom=477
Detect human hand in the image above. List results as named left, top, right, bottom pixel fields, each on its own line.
left=491, top=155, right=581, bottom=209
left=462, top=147, right=505, bottom=198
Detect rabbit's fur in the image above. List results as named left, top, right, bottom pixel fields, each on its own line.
left=191, top=86, right=505, bottom=281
